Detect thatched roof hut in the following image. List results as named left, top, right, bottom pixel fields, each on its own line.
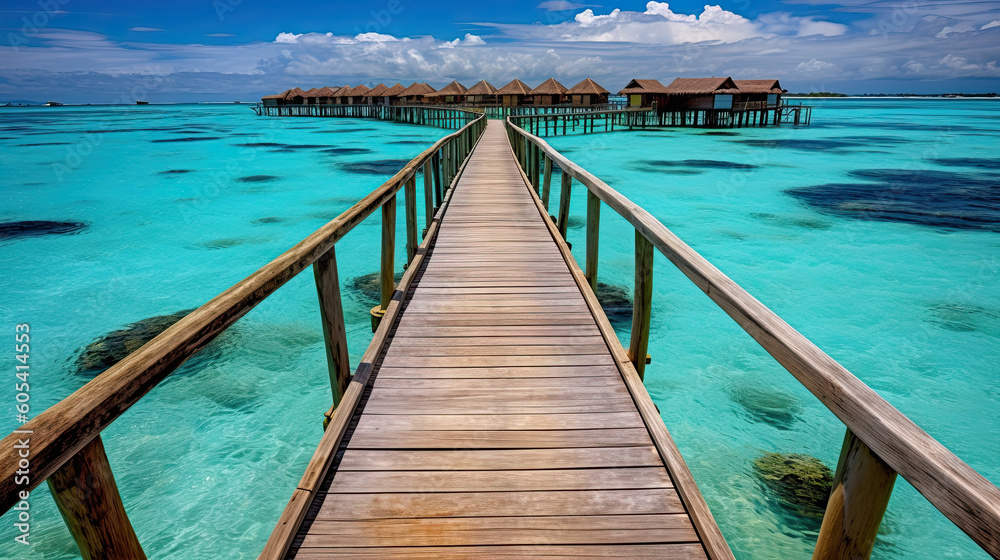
left=733, top=79, right=786, bottom=107
left=662, top=77, right=739, bottom=110
left=302, top=87, right=324, bottom=104
left=315, top=86, right=338, bottom=104
left=496, top=79, right=532, bottom=107
left=428, top=80, right=467, bottom=104
left=733, top=79, right=784, bottom=94
left=396, top=82, right=437, bottom=104
left=618, top=79, right=668, bottom=107
left=566, top=78, right=610, bottom=106
left=283, top=87, right=307, bottom=104
left=366, top=83, right=389, bottom=97
left=384, top=82, right=406, bottom=96
left=465, top=80, right=498, bottom=105
left=530, top=78, right=568, bottom=106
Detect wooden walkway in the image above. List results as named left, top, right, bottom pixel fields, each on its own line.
left=287, top=122, right=719, bottom=558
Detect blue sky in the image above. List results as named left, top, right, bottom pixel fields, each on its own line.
left=2, top=0, right=999, bottom=102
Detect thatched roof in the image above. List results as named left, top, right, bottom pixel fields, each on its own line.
left=397, top=82, right=437, bottom=97
left=262, top=93, right=284, bottom=100
left=433, top=80, right=468, bottom=96
left=618, top=79, right=669, bottom=95
left=466, top=80, right=497, bottom=95
left=316, top=86, right=338, bottom=97
left=366, top=83, right=389, bottom=97
left=734, top=79, right=785, bottom=94
left=530, top=78, right=568, bottom=95
left=384, top=82, right=406, bottom=96
left=663, top=77, right=739, bottom=95
left=302, top=87, right=323, bottom=97
left=332, top=86, right=355, bottom=97
left=282, top=87, right=308, bottom=100
left=352, top=84, right=371, bottom=96
left=496, top=79, right=532, bottom=96
left=566, top=78, right=609, bottom=95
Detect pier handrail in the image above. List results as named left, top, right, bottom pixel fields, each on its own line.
left=505, top=118, right=1000, bottom=559
left=0, top=112, right=486, bottom=558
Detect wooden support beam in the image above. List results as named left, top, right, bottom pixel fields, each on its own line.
left=586, top=190, right=601, bottom=292
left=541, top=155, right=553, bottom=210
left=813, top=429, right=897, bottom=560
left=557, top=169, right=572, bottom=239
left=423, top=163, right=434, bottom=229
left=313, top=247, right=350, bottom=406
left=629, top=231, right=653, bottom=380
left=404, top=176, right=418, bottom=262
left=47, top=436, right=146, bottom=560
left=372, top=195, right=397, bottom=331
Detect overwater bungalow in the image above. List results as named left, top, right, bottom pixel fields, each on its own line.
left=395, top=82, right=436, bottom=105
left=733, top=79, right=785, bottom=109
left=566, top=78, right=609, bottom=106
left=315, top=86, right=339, bottom=104
left=381, top=82, right=405, bottom=105
left=428, top=81, right=468, bottom=104
left=363, top=83, right=389, bottom=105
left=496, top=79, right=532, bottom=107
left=261, top=92, right=285, bottom=108
left=302, top=88, right=323, bottom=105
left=662, top=77, right=740, bottom=110
left=465, top=80, right=498, bottom=105
left=618, top=79, right=669, bottom=108
left=530, top=78, right=568, bottom=106
left=283, top=87, right=307, bottom=105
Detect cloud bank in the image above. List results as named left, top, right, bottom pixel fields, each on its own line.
left=2, top=1, right=998, bottom=102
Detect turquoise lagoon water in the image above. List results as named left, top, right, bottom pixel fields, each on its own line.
left=0, top=104, right=448, bottom=559
left=546, top=98, right=999, bottom=559
left=0, top=99, right=997, bottom=559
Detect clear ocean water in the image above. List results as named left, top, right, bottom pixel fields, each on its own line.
left=1, top=99, right=997, bottom=559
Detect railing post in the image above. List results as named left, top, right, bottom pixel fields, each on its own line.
left=586, top=190, right=601, bottom=292
left=557, top=169, right=572, bottom=239
left=371, top=195, right=396, bottom=331
left=432, top=152, right=444, bottom=207
left=541, top=154, right=552, bottom=209
left=423, top=161, right=434, bottom=233
left=813, top=429, right=897, bottom=560
left=47, top=436, right=147, bottom=560
left=313, top=246, right=350, bottom=407
left=629, top=231, right=653, bottom=380
left=404, top=176, right=418, bottom=262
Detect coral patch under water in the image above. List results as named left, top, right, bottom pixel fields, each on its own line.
left=752, top=452, right=833, bottom=517
left=0, top=220, right=88, bottom=240
left=339, top=159, right=410, bottom=175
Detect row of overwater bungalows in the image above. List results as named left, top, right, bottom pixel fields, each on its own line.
left=262, top=77, right=785, bottom=111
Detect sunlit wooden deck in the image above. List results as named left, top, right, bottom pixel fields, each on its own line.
left=282, top=122, right=727, bottom=558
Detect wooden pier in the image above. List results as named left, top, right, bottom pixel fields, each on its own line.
left=1, top=108, right=997, bottom=560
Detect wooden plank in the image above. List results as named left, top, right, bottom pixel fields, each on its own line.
left=375, top=365, right=621, bottom=379
left=337, top=447, right=664, bottom=471
left=294, top=544, right=708, bottom=559
left=300, top=514, right=698, bottom=547
left=380, top=355, right=616, bottom=368
left=353, top=411, right=643, bottom=430
left=372, top=376, right=621, bottom=389
left=346, top=428, right=657, bottom=449
left=326, top=467, right=672, bottom=493
left=316, top=489, right=686, bottom=519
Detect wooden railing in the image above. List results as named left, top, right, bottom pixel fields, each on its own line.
left=509, top=108, right=656, bottom=136
left=254, top=103, right=478, bottom=129
left=505, top=118, right=1000, bottom=559
left=0, top=112, right=486, bottom=559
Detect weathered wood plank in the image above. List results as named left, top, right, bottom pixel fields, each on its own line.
left=294, top=544, right=708, bottom=559
left=337, top=447, right=664, bottom=471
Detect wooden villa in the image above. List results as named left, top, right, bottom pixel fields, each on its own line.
left=363, top=83, right=389, bottom=105
left=733, top=79, right=785, bottom=109
left=618, top=79, right=669, bottom=108
left=567, top=77, right=609, bottom=106
left=373, top=82, right=405, bottom=105
left=662, top=77, right=739, bottom=110
left=496, top=79, right=532, bottom=107
left=428, top=80, right=468, bottom=104
left=465, top=79, right=498, bottom=105
left=530, top=78, right=568, bottom=106
left=395, top=82, right=436, bottom=105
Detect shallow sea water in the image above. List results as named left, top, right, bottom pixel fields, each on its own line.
left=0, top=99, right=997, bottom=559
left=0, top=104, right=446, bottom=559
left=547, top=98, right=999, bottom=559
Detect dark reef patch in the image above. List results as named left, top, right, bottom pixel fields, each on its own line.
left=237, top=175, right=280, bottom=183
left=282, top=144, right=328, bottom=149
left=738, top=136, right=907, bottom=152
left=349, top=271, right=406, bottom=306
left=158, top=169, right=193, bottom=175
left=929, top=157, right=1000, bottom=170
left=753, top=452, right=833, bottom=518
left=14, top=142, right=71, bottom=147
left=701, top=131, right=738, bottom=136
left=235, top=142, right=284, bottom=147
left=595, top=282, right=632, bottom=326
left=252, top=216, right=284, bottom=224
left=199, top=237, right=271, bottom=249
left=0, top=220, right=88, bottom=240
left=339, top=159, right=410, bottom=175
left=150, top=137, right=221, bottom=143
left=750, top=212, right=831, bottom=230
left=321, top=147, right=373, bottom=155
left=728, top=383, right=803, bottom=430
left=311, top=128, right=376, bottom=133
left=786, top=169, right=1000, bottom=231
left=388, top=140, right=428, bottom=145
left=644, top=159, right=758, bottom=170
left=925, top=302, right=1000, bottom=335
left=566, top=216, right=586, bottom=230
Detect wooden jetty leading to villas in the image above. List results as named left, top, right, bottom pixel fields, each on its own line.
left=2, top=106, right=997, bottom=560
